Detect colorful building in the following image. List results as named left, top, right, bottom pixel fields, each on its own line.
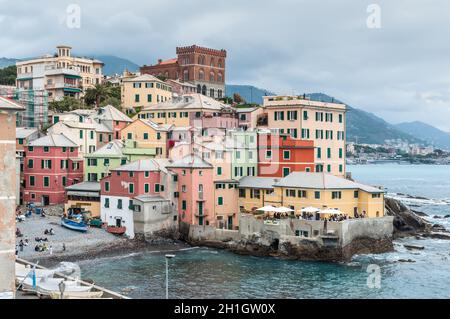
left=258, top=133, right=315, bottom=177
left=229, top=130, right=258, bottom=180
left=166, top=155, right=215, bottom=226
left=236, top=107, right=264, bottom=130
left=121, top=74, right=173, bottom=114
left=140, top=45, right=226, bottom=99
left=48, top=118, right=98, bottom=155
left=23, top=134, right=83, bottom=205
left=238, top=172, right=385, bottom=218
left=84, top=140, right=127, bottom=182
left=100, top=159, right=174, bottom=238
left=214, top=180, right=239, bottom=229
left=93, top=105, right=132, bottom=142
left=65, top=181, right=101, bottom=218
left=136, top=94, right=238, bottom=130
left=263, top=95, right=347, bottom=176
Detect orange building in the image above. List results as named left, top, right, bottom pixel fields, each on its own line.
left=258, top=133, right=315, bottom=178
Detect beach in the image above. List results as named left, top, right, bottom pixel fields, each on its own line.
left=15, top=214, right=188, bottom=267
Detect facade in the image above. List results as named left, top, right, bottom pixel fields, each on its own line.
left=48, top=118, right=98, bottom=155
left=140, top=45, right=226, bottom=99
left=229, top=130, right=258, bottom=180
left=0, top=96, right=24, bottom=299
left=263, top=95, right=347, bottom=176
left=16, top=127, right=40, bottom=204
left=166, top=79, right=197, bottom=96
left=238, top=172, right=385, bottom=218
left=137, top=94, right=238, bottom=130
left=214, top=180, right=239, bottom=229
left=84, top=140, right=127, bottom=182
left=65, top=182, right=101, bottom=218
left=258, top=133, right=315, bottom=177
left=92, top=105, right=132, bottom=142
left=236, top=107, right=264, bottom=130
left=16, top=45, right=104, bottom=101
left=100, top=159, right=173, bottom=238
left=120, top=119, right=172, bottom=158
left=23, top=134, right=83, bottom=205
left=121, top=74, right=173, bottom=114
left=166, top=155, right=215, bottom=226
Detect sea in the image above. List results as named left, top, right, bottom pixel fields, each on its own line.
left=79, top=164, right=450, bottom=299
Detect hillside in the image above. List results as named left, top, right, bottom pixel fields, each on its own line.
left=91, top=55, right=140, bottom=76
left=395, top=121, right=450, bottom=150
left=226, top=85, right=275, bottom=104
left=0, top=57, right=18, bottom=68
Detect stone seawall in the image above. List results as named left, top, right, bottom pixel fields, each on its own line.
left=180, top=215, right=395, bottom=262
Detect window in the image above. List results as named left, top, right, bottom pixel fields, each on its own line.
left=27, top=159, right=33, bottom=169
left=105, top=182, right=110, bottom=192
left=182, top=200, right=187, bottom=210
left=372, top=193, right=381, bottom=198
left=327, top=148, right=331, bottom=159
left=104, top=158, right=110, bottom=166
left=303, top=110, right=308, bottom=120
left=283, top=167, right=290, bottom=177
left=43, top=176, right=50, bottom=187
left=144, top=184, right=149, bottom=193
left=79, top=130, right=83, bottom=138
left=298, top=190, right=307, bottom=198
left=314, top=191, right=321, bottom=199
left=104, top=198, right=110, bottom=208
left=41, top=160, right=52, bottom=169
left=217, top=167, right=222, bottom=176
left=339, top=148, right=343, bottom=159
left=129, top=200, right=134, bottom=210
left=99, top=134, right=103, bottom=142
left=147, top=94, right=152, bottom=102
left=129, top=183, right=134, bottom=194
left=129, top=172, right=134, bottom=177
left=250, top=189, right=261, bottom=199
left=29, top=176, right=35, bottom=186
left=135, top=94, right=140, bottom=102
left=339, top=164, right=343, bottom=173
left=283, top=150, right=290, bottom=160
left=60, top=160, right=68, bottom=169
left=287, top=111, right=298, bottom=120
left=155, top=184, right=160, bottom=192
left=339, top=114, right=343, bottom=123
left=266, top=150, right=272, bottom=159
left=28, top=146, right=33, bottom=152
left=127, top=133, right=132, bottom=140
left=236, top=151, right=241, bottom=159
left=218, top=197, right=223, bottom=205
left=62, top=176, right=67, bottom=187
left=354, top=190, right=359, bottom=198
left=274, top=111, right=285, bottom=121
left=157, top=132, right=161, bottom=140
left=43, top=146, right=49, bottom=152
left=143, top=133, right=149, bottom=140
left=332, top=191, right=342, bottom=199
left=117, top=199, right=123, bottom=209
left=239, top=189, right=246, bottom=198
left=317, top=147, right=321, bottom=159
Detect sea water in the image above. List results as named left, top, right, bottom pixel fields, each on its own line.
left=80, top=164, right=450, bottom=299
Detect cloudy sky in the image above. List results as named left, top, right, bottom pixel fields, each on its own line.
left=1, top=0, right=450, bottom=131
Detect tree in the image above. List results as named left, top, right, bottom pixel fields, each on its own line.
left=100, top=96, right=121, bottom=110
left=49, top=96, right=82, bottom=113
left=0, top=65, right=17, bottom=85
left=233, top=93, right=245, bottom=104
left=83, top=84, right=112, bottom=107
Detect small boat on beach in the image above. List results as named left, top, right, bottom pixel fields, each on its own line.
left=61, top=217, right=88, bottom=232
left=106, top=225, right=126, bottom=235
left=49, top=290, right=104, bottom=299
left=15, top=263, right=55, bottom=283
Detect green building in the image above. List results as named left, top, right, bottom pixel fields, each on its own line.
left=229, top=130, right=257, bottom=180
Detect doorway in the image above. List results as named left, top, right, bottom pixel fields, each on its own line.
left=42, top=195, right=50, bottom=206
left=115, top=218, right=122, bottom=227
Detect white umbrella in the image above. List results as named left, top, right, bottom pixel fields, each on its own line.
left=319, top=208, right=345, bottom=215
left=273, top=206, right=294, bottom=213
left=256, top=205, right=277, bottom=212
left=300, top=206, right=320, bottom=213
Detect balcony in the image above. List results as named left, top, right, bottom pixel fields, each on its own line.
left=195, top=209, right=209, bottom=217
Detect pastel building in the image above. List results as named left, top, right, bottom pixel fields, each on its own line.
left=100, top=159, right=174, bottom=238
left=65, top=182, right=101, bottom=218
left=48, top=119, right=98, bottom=155
left=236, top=107, right=264, bottom=130
left=166, top=155, right=215, bottom=226
left=214, top=180, right=239, bottom=229
left=92, top=105, right=132, bottom=143
left=258, top=133, right=315, bottom=177
left=120, top=119, right=172, bottom=157
left=136, top=94, right=238, bottom=130
left=229, top=130, right=258, bottom=180
left=121, top=74, right=173, bottom=114
left=23, top=134, right=83, bottom=205
left=84, top=140, right=127, bottom=182
left=238, top=172, right=385, bottom=218
left=263, top=95, right=347, bottom=176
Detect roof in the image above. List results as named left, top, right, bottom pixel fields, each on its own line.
left=16, top=127, right=38, bottom=139
left=122, top=74, right=166, bottom=83
left=166, top=154, right=213, bottom=169
left=274, top=172, right=383, bottom=193
left=133, top=195, right=170, bottom=203
left=158, top=58, right=178, bottom=65
left=0, top=96, right=25, bottom=111
left=28, top=133, right=78, bottom=147
left=238, top=176, right=278, bottom=189
left=235, top=107, right=259, bottom=113
left=95, top=105, right=132, bottom=123
left=166, top=79, right=196, bottom=88
left=113, top=158, right=171, bottom=173
left=65, top=181, right=101, bottom=192
left=94, top=122, right=112, bottom=133
left=141, top=94, right=234, bottom=112
left=138, top=119, right=173, bottom=131
left=86, top=140, right=124, bottom=158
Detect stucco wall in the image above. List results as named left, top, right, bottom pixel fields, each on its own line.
left=340, top=216, right=394, bottom=246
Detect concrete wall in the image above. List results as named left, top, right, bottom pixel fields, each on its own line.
left=133, top=200, right=178, bottom=236
left=340, top=216, right=394, bottom=246
left=187, top=224, right=240, bottom=242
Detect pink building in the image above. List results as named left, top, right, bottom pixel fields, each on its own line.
left=167, top=155, right=214, bottom=226
left=23, top=134, right=83, bottom=205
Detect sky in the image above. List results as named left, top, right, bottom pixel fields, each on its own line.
left=1, top=0, right=450, bottom=131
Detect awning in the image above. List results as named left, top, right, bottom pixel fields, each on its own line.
left=67, top=191, right=100, bottom=197
left=64, top=87, right=82, bottom=93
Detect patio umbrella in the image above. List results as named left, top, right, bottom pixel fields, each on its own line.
left=256, top=205, right=277, bottom=212
left=319, top=208, right=345, bottom=215
left=300, top=206, right=320, bottom=213
left=273, top=206, right=294, bottom=213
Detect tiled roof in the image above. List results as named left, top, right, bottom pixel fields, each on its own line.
left=141, top=94, right=234, bottom=112
left=0, top=96, right=25, bottom=111
left=16, top=127, right=38, bottom=139
left=122, top=74, right=166, bottom=83
left=29, top=133, right=78, bottom=147
left=158, top=58, right=178, bottom=65
left=94, top=105, right=132, bottom=123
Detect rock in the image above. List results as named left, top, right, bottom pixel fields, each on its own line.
left=421, top=232, right=450, bottom=240
left=403, top=244, right=425, bottom=250
left=385, top=197, right=432, bottom=236
left=433, top=216, right=442, bottom=219
left=398, top=259, right=416, bottom=263
left=412, top=210, right=428, bottom=217
left=444, top=215, right=450, bottom=219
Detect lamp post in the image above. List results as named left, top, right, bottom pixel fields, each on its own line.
left=165, top=254, right=175, bottom=299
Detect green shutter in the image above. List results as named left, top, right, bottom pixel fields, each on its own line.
left=155, top=184, right=160, bottom=192
left=145, top=184, right=149, bottom=193
left=218, top=197, right=223, bottom=205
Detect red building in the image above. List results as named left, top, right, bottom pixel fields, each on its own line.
left=258, top=133, right=315, bottom=177
left=140, top=45, right=226, bottom=99
left=23, top=134, right=83, bottom=205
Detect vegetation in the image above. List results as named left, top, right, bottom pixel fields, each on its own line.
left=49, top=96, right=83, bottom=113
left=83, top=83, right=120, bottom=107
left=233, top=93, right=245, bottom=104
left=0, top=65, right=17, bottom=85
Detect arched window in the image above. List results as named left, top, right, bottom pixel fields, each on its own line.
left=202, top=85, right=207, bottom=96
left=218, top=89, right=223, bottom=98
left=210, top=88, right=215, bottom=97
left=197, top=84, right=202, bottom=93
left=217, top=72, right=223, bottom=83
left=210, top=58, right=215, bottom=67
left=199, top=69, right=204, bottom=80
left=218, top=59, right=223, bottom=68
left=183, top=69, right=189, bottom=81
left=210, top=71, right=215, bottom=82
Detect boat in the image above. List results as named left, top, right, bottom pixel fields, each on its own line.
left=21, top=277, right=78, bottom=293
left=36, top=278, right=93, bottom=297
left=15, top=263, right=55, bottom=283
left=89, top=218, right=103, bottom=228
left=61, top=217, right=89, bottom=232
left=49, top=291, right=104, bottom=299
left=106, top=225, right=126, bottom=235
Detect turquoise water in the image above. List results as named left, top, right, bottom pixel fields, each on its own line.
left=80, top=164, right=450, bottom=299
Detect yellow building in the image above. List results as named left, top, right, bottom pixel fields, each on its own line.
left=263, top=95, right=347, bottom=177
left=64, top=182, right=101, bottom=218
left=121, top=74, right=173, bottom=114
left=238, top=172, right=385, bottom=218
left=120, top=119, right=173, bottom=158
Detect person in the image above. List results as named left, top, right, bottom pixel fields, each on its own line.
left=44, top=229, right=48, bottom=235
left=49, top=245, right=53, bottom=255
left=24, top=238, right=29, bottom=246
left=15, top=246, right=18, bottom=256
left=16, top=228, right=23, bottom=237
left=62, top=243, right=66, bottom=252
left=324, top=219, right=328, bottom=234
left=19, top=241, right=23, bottom=252
left=41, top=210, right=46, bottom=218
left=49, top=228, right=54, bottom=235
left=34, top=245, right=40, bottom=252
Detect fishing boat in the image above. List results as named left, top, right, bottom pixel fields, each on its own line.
left=21, top=277, right=78, bottom=293
left=106, top=225, right=126, bottom=235
left=36, top=278, right=93, bottom=297
left=49, top=290, right=104, bottom=299
left=61, top=217, right=88, bottom=232
left=15, top=263, right=55, bottom=283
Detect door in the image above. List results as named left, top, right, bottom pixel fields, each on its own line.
left=198, top=202, right=204, bottom=226
left=227, top=216, right=233, bottom=230
left=42, top=195, right=49, bottom=206
left=116, top=218, right=122, bottom=227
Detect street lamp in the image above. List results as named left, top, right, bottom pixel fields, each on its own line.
left=165, top=254, right=175, bottom=299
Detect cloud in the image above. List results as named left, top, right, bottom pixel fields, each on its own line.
left=1, top=0, right=450, bottom=131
